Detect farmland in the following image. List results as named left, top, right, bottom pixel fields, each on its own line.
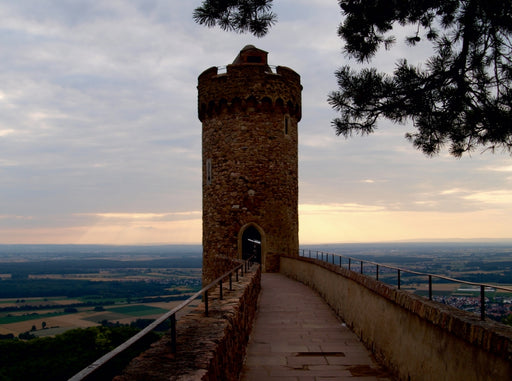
left=0, top=245, right=202, bottom=337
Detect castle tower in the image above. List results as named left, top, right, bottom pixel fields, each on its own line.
left=198, top=45, right=302, bottom=284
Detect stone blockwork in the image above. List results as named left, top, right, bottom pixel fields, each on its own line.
left=198, top=46, right=301, bottom=284
left=281, top=256, right=512, bottom=381
left=113, top=264, right=261, bottom=381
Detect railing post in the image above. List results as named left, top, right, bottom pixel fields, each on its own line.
left=219, top=279, right=223, bottom=300
left=204, top=290, right=209, bottom=317
left=428, top=275, right=432, bottom=300
left=360, top=261, right=363, bottom=274
left=170, top=314, right=177, bottom=353
left=339, top=256, right=342, bottom=267
left=316, top=251, right=318, bottom=260
left=480, top=285, right=486, bottom=321
left=348, top=258, right=351, bottom=271
left=397, top=269, right=401, bottom=290
left=332, top=254, right=334, bottom=264
left=376, top=264, right=379, bottom=280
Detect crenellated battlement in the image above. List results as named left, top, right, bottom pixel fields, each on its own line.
left=198, top=92, right=301, bottom=121
left=198, top=65, right=301, bottom=122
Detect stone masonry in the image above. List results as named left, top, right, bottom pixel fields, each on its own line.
left=114, top=263, right=261, bottom=381
left=198, top=45, right=302, bottom=284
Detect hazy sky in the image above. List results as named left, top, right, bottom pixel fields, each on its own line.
left=1, top=0, right=511, bottom=245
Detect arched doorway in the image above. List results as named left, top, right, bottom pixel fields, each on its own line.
left=241, top=225, right=261, bottom=263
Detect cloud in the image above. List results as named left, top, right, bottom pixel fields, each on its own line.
left=487, top=165, right=512, bottom=173
left=299, top=208, right=512, bottom=244
left=300, top=134, right=338, bottom=148
left=0, top=129, right=16, bottom=137
left=300, top=203, right=386, bottom=214
left=74, top=217, right=202, bottom=245
left=0, top=0, right=511, bottom=244
left=464, top=191, right=512, bottom=205
left=440, top=188, right=467, bottom=195
left=79, top=211, right=201, bottom=221
left=0, top=210, right=202, bottom=245
left=0, top=214, right=33, bottom=221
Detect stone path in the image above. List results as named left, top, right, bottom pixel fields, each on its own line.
left=240, top=273, right=393, bottom=381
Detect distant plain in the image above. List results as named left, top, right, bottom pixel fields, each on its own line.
left=0, top=245, right=202, bottom=337
left=1, top=242, right=512, bottom=336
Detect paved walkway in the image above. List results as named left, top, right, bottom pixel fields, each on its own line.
left=240, top=273, right=393, bottom=381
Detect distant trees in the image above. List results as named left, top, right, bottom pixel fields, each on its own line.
left=0, top=278, right=196, bottom=299
left=502, top=314, right=512, bottom=327
left=0, top=257, right=202, bottom=278
left=0, top=326, right=158, bottom=381
left=17, top=331, right=35, bottom=340
left=194, top=0, right=512, bottom=157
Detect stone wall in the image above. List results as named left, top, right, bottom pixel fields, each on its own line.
left=281, top=256, right=512, bottom=381
left=114, top=264, right=261, bottom=381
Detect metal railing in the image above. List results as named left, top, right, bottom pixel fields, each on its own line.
left=300, top=249, right=512, bottom=321
left=69, top=257, right=256, bottom=381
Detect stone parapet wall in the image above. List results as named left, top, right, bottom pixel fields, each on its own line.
left=280, top=256, right=512, bottom=381
left=114, top=264, right=261, bottom=381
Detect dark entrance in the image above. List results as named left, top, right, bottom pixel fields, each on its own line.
left=242, top=226, right=261, bottom=263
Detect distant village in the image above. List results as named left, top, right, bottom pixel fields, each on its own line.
left=435, top=294, right=512, bottom=323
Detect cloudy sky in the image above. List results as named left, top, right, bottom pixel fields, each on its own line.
left=1, top=0, right=511, bottom=245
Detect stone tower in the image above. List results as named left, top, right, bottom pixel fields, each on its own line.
left=198, top=45, right=302, bottom=284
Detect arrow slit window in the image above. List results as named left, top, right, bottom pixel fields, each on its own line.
left=206, top=158, right=212, bottom=185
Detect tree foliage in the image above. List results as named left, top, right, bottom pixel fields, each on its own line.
left=0, top=326, right=155, bottom=381
left=331, top=0, right=512, bottom=156
left=193, top=0, right=277, bottom=37
left=193, top=0, right=512, bottom=157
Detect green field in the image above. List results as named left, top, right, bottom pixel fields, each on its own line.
left=83, top=305, right=179, bottom=324
left=0, top=262, right=201, bottom=337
